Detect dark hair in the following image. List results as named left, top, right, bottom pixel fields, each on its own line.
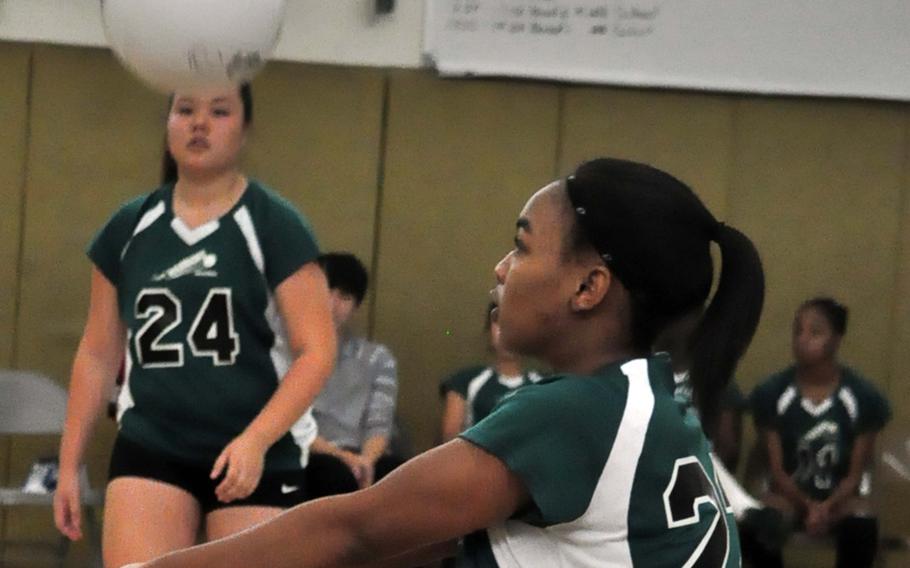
left=317, top=252, right=369, bottom=306
left=566, top=158, right=765, bottom=426
left=160, top=83, right=254, bottom=184
left=799, top=297, right=848, bottom=336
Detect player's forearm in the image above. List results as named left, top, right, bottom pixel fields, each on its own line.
left=59, top=346, right=120, bottom=473
left=310, top=435, right=345, bottom=457
left=826, top=433, right=874, bottom=508
left=246, top=346, right=336, bottom=446
left=825, top=473, right=862, bottom=509
left=345, top=539, right=458, bottom=568
left=361, top=436, right=389, bottom=463
left=770, top=468, right=811, bottom=511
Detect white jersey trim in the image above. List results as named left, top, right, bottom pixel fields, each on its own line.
left=116, top=331, right=136, bottom=423
left=776, top=385, right=798, bottom=416
left=838, top=387, right=859, bottom=423
left=171, top=216, right=219, bottom=246
left=465, top=368, right=495, bottom=428
left=233, top=206, right=265, bottom=273
left=120, top=200, right=165, bottom=259
left=487, top=358, right=656, bottom=567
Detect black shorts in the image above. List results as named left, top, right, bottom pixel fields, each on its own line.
left=108, top=435, right=308, bottom=514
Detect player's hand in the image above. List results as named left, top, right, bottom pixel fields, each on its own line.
left=338, top=451, right=374, bottom=488
left=53, top=469, right=83, bottom=541
left=211, top=430, right=269, bottom=503
left=351, top=454, right=376, bottom=488
left=805, top=501, right=831, bottom=536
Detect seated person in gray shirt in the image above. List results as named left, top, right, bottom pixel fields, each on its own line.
left=307, top=253, right=403, bottom=498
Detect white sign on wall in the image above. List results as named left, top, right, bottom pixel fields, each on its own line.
left=424, top=0, right=910, bottom=101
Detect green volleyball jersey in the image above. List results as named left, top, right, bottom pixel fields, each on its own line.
left=751, top=366, right=891, bottom=500
left=88, top=180, right=320, bottom=471
left=440, top=366, right=542, bottom=428
left=459, top=355, right=740, bottom=567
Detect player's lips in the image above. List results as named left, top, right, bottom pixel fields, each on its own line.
left=187, top=137, right=210, bottom=149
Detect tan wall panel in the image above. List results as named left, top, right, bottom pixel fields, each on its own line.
left=887, top=114, right=910, bottom=417
left=12, top=45, right=167, bottom=557
left=0, top=42, right=30, bottom=368
left=728, top=98, right=905, bottom=394
left=243, top=62, right=384, bottom=334
left=374, top=71, right=560, bottom=450
left=0, top=41, right=31, bottom=561
left=560, top=87, right=735, bottom=217
left=878, top=113, right=910, bottom=540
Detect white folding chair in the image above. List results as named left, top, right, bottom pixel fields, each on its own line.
left=0, top=370, right=103, bottom=567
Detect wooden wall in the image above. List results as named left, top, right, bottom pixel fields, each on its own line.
left=1, top=41, right=908, bottom=565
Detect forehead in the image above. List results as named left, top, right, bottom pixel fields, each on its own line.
left=172, top=89, right=240, bottom=105
left=796, top=307, right=830, bottom=327
left=518, top=181, right=568, bottom=229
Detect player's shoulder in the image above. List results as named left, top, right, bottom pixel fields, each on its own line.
left=839, top=366, right=888, bottom=403
left=840, top=366, right=877, bottom=390
left=752, top=366, right=797, bottom=400
left=242, top=180, right=301, bottom=215
left=440, top=365, right=490, bottom=396
left=103, top=185, right=169, bottom=234
left=448, top=365, right=489, bottom=383
left=508, top=367, right=628, bottom=418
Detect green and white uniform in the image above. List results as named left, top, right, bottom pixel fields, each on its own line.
left=459, top=355, right=740, bottom=567
left=440, top=366, right=542, bottom=428
left=751, top=366, right=891, bottom=500
left=89, top=180, right=320, bottom=472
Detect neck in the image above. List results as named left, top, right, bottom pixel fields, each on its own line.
left=175, top=168, right=244, bottom=206
left=494, top=355, right=522, bottom=377
left=543, top=322, right=643, bottom=375
left=796, top=359, right=839, bottom=385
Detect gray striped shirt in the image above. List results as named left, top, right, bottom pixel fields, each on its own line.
left=312, top=336, right=398, bottom=450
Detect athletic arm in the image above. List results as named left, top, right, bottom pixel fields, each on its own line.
left=243, top=262, right=336, bottom=445
left=144, top=439, right=528, bottom=568
left=824, top=432, right=876, bottom=510
left=440, top=392, right=467, bottom=443
left=59, top=268, right=125, bottom=475
left=56, top=268, right=125, bottom=538
left=346, top=540, right=458, bottom=568
left=212, top=263, right=336, bottom=501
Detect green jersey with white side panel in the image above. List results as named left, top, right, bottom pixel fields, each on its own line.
left=459, top=355, right=740, bottom=567
left=88, top=180, right=320, bottom=472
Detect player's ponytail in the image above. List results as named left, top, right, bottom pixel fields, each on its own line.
left=566, top=158, right=764, bottom=424
left=687, top=223, right=764, bottom=429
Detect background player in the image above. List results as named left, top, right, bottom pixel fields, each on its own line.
left=439, top=302, right=541, bottom=443
left=54, top=84, right=337, bottom=568
left=746, top=297, right=891, bottom=567
left=128, top=157, right=765, bottom=568
left=307, top=252, right=404, bottom=496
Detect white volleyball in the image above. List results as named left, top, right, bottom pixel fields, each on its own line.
left=101, top=0, right=287, bottom=93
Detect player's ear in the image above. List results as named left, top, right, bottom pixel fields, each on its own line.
left=571, top=265, right=610, bottom=312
